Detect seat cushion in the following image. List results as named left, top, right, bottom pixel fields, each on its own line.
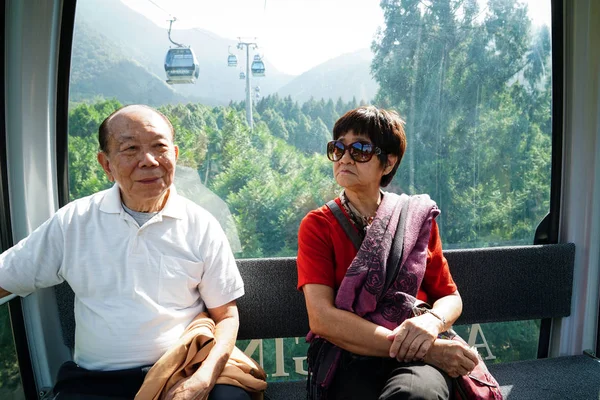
left=265, top=380, right=306, bottom=400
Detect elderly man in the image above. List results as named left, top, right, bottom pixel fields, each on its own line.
left=0, top=105, right=249, bottom=400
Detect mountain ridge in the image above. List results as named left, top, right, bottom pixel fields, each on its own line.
left=70, top=0, right=378, bottom=106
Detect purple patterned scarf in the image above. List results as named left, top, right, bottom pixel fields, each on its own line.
left=335, top=192, right=439, bottom=331
left=305, top=193, right=439, bottom=399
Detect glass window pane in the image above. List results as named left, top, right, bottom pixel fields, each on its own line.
left=236, top=338, right=309, bottom=383
left=454, top=320, right=541, bottom=365
left=68, top=0, right=552, bottom=375
left=0, top=201, right=25, bottom=398
left=0, top=305, right=24, bottom=399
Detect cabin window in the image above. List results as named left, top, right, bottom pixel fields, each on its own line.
left=0, top=227, right=25, bottom=399
left=66, top=0, right=552, bottom=382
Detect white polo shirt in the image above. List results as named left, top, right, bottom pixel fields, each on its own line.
left=0, top=184, right=244, bottom=370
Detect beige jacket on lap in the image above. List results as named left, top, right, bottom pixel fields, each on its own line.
left=135, top=313, right=267, bottom=400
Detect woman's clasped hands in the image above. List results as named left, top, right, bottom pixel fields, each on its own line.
left=387, top=313, right=479, bottom=377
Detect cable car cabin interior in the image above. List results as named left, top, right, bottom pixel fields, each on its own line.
left=1, top=0, right=600, bottom=399
left=164, top=47, right=199, bottom=84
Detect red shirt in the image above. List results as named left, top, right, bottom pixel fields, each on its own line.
left=297, top=198, right=457, bottom=303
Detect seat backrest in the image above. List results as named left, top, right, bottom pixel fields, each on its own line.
left=447, top=243, right=575, bottom=325
left=55, top=243, right=575, bottom=347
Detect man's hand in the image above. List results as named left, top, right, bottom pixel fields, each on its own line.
left=387, top=313, right=442, bottom=362
left=424, top=338, right=479, bottom=378
left=0, top=286, right=12, bottom=300
left=163, top=368, right=213, bottom=400
left=163, top=301, right=239, bottom=400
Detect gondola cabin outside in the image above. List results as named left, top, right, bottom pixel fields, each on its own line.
left=228, top=54, right=238, bottom=67
left=254, top=86, right=260, bottom=101
left=251, top=54, right=265, bottom=77
left=164, top=47, right=199, bottom=84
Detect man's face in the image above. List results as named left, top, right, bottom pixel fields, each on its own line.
left=97, top=107, right=179, bottom=212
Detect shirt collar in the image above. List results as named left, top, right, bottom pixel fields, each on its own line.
left=160, top=186, right=185, bottom=219
left=99, top=184, right=124, bottom=214
left=99, top=183, right=185, bottom=220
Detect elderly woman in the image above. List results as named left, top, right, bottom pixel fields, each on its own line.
left=297, top=106, right=478, bottom=400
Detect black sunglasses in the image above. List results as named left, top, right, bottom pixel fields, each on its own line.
left=327, top=140, right=382, bottom=163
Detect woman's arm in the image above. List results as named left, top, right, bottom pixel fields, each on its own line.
left=387, top=218, right=463, bottom=362
left=388, top=291, right=478, bottom=376
left=305, top=284, right=477, bottom=377
left=429, top=290, right=462, bottom=331
left=299, top=212, right=395, bottom=355
left=388, top=290, right=463, bottom=362
left=424, top=338, right=479, bottom=377
left=303, top=283, right=393, bottom=357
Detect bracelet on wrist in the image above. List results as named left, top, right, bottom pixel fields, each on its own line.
left=425, top=309, right=447, bottom=331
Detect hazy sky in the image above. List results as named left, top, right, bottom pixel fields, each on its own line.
left=122, top=0, right=552, bottom=76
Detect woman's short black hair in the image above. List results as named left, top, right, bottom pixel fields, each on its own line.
left=333, top=106, right=407, bottom=187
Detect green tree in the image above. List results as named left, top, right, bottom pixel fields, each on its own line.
left=262, top=109, right=290, bottom=141
left=371, top=0, right=548, bottom=247
left=0, top=306, right=21, bottom=396
left=68, top=99, right=120, bottom=200
left=68, top=134, right=112, bottom=200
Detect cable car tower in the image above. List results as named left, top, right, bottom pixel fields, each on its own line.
left=234, top=38, right=265, bottom=129
left=164, top=18, right=199, bottom=84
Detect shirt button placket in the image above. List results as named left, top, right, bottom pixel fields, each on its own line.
left=129, top=227, right=142, bottom=255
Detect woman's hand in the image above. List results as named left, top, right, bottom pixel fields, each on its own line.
left=387, top=313, right=443, bottom=362
left=424, top=338, right=480, bottom=378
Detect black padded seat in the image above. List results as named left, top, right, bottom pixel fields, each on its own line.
left=264, top=381, right=305, bottom=400
left=53, top=243, right=594, bottom=400
left=55, top=244, right=576, bottom=347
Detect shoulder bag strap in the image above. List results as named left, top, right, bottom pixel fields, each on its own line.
left=326, top=200, right=362, bottom=251
left=382, top=195, right=410, bottom=294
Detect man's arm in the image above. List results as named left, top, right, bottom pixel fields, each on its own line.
left=194, top=300, right=240, bottom=387
left=0, top=286, right=11, bottom=299
left=165, top=300, right=240, bottom=400
left=0, top=286, right=16, bottom=307
left=0, top=214, right=66, bottom=299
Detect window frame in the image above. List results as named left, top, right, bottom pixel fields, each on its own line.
left=1, top=0, right=37, bottom=397
left=56, top=0, right=77, bottom=208
left=534, top=0, right=565, bottom=359
left=56, top=0, right=566, bottom=367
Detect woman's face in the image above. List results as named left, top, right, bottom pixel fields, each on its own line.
left=332, top=130, right=394, bottom=193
